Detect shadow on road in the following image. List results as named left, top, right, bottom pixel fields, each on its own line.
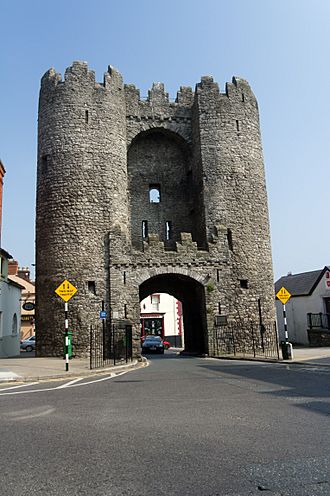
left=198, top=359, right=330, bottom=418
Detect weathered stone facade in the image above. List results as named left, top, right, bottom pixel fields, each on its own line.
left=36, top=61, right=275, bottom=357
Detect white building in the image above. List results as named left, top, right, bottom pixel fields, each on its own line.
left=275, top=266, right=330, bottom=345
left=0, top=249, right=23, bottom=357
left=140, top=293, right=184, bottom=347
left=9, top=261, right=35, bottom=340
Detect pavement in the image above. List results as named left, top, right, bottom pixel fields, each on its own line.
left=1, top=346, right=330, bottom=383
left=0, top=352, right=144, bottom=383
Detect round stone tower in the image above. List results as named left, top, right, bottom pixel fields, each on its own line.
left=36, top=62, right=129, bottom=355
left=192, top=76, right=275, bottom=321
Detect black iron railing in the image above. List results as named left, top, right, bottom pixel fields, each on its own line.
left=211, top=321, right=279, bottom=360
left=307, top=313, right=330, bottom=330
left=90, top=323, right=133, bottom=369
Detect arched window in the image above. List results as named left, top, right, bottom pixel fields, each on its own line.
left=149, top=185, right=160, bottom=203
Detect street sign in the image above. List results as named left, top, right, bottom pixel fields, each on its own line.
left=55, top=279, right=78, bottom=302
left=100, top=310, right=107, bottom=319
left=276, top=286, right=291, bottom=305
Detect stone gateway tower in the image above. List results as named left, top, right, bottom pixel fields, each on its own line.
left=36, top=61, right=275, bottom=357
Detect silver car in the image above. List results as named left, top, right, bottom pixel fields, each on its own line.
left=20, top=335, right=36, bottom=352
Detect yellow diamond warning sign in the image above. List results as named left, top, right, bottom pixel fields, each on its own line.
left=276, top=286, right=291, bottom=305
left=55, top=279, right=77, bottom=302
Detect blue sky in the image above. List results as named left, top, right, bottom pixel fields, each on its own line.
left=1, top=0, right=329, bottom=280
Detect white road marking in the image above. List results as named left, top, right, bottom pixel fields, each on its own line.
left=0, top=371, right=129, bottom=396
left=55, top=377, right=83, bottom=389
left=0, top=382, right=39, bottom=391
left=64, top=372, right=124, bottom=388
left=8, top=407, right=56, bottom=420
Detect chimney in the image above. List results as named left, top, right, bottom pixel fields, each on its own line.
left=8, top=259, right=19, bottom=276
left=18, top=266, right=31, bottom=282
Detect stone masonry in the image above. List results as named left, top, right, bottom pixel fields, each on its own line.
left=36, top=61, right=275, bottom=357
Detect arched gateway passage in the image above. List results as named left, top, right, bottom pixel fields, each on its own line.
left=139, top=274, right=208, bottom=355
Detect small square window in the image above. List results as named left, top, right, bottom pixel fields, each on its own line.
left=88, top=281, right=96, bottom=295
left=240, top=279, right=248, bottom=289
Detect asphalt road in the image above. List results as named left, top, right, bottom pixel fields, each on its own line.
left=0, top=351, right=329, bottom=496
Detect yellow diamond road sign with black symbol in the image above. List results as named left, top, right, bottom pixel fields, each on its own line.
left=55, top=279, right=77, bottom=302
left=276, top=286, right=291, bottom=305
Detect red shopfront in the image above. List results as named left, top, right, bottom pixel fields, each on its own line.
left=140, top=313, right=165, bottom=339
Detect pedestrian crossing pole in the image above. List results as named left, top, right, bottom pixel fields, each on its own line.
left=276, top=286, right=293, bottom=360
left=55, top=279, right=78, bottom=372
left=283, top=303, right=288, bottom=343
left=65, top=302, right=69, bottom=372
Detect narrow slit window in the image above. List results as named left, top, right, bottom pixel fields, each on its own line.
left=123, top=271, right=126, bottom=285
left=85, top=110, right=89, bottom=123
left=149, top=185, right=160, bottom=203
left=142, top=220, right=148, bottom=239
left=236, top=120, right=240, bottom=131
left=218, top=302, right=221, bottom=314
left=41, top=155, right=49, bottom=172
left=227, top=228, right=233, bottom=251
left=124, top=304, right=127, bottom=319
left=165, top=221, right=172, bottom=240
left=241, top=93, right=245, bottom=102
left=216, top=269, right=220, bottom=282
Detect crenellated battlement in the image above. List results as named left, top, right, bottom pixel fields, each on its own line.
left=40, top=61, right=123, bottom=94
left=225, top=76, right=257, bottom=104
left=41, top=62, right=256, bottom=114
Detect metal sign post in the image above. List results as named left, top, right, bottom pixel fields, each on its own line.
left=100, top=301, right=107, bottom=360
left=55, top=279, right=78, bottom=372
left=276, top=286, right=293, bottom=360
left=64, top=302, right=69, bottom=371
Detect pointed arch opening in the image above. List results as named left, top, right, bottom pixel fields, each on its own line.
left=127, top=128, right=206, bottom=250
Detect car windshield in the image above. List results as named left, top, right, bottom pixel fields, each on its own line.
left=144, top=336, right=162, bottom=341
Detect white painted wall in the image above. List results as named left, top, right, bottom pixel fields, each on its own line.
left=141, top=293, right=184, bottom=344
left=0, top=279, right=21, bottom=357
left=276, top=272, right=330, bottom=345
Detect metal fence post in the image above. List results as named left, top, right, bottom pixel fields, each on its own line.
left=125, top=325, right=128, bottom=363
left=251, top=322, right=256, bottom=357
left=231, top=325, right=236, bottom=356
left=90, top=326, right=93, bottom=369
left=274, top=321, right=280, bottom=360
left=113, top=324, right=116, bottom=366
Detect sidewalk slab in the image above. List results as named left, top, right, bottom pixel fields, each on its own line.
left=0, top=369, right=20, bottom=381
left=0, top=356, right=145, bottom=383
